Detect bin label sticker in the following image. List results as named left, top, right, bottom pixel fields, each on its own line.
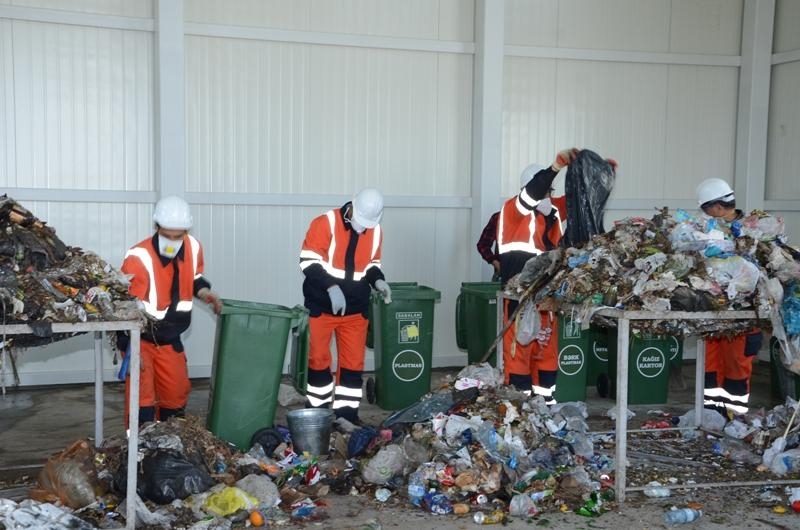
left=396, top=313, right=421, bottom=343
left=592, top=339, right=609, bottom=363
left=636, top=346, right=666, bottom=378
left=558, top=344, right=585, bottom=376
left=561, top=318, right=581, bottom=339
left=392, top=349, right=425, bottom=382
left=668, top=336, right=680, bottom=362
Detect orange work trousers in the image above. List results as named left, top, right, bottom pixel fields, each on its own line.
left=309, top=313, right=368, bottom=374
left=124, top=340, right=191, bottom=425
left=502, top=300, right=558, bottom=388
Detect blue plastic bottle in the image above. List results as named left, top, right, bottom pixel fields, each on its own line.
left=406, top=472, right=425, bottom=507
left=664, top=508, right=702, bottom=524
left=422, top=491, right=453, bottom=515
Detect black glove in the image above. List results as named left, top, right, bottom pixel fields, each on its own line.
left=744, top=331, right=763, bottom=357
left=116, top=331, right=130, bottom=352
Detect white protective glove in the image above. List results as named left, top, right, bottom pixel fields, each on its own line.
left=197, top=287, right=223, bottom=315
left=328, top=285, right=346, bottom=315
left=534, top=197, right=553, bottom=216
left=374, top=279, right=392, bottom=304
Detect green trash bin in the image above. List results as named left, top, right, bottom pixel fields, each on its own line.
left=455, top=282, right=501, bottom=366
left=554, top=314, right=589, bottom=402
left=366, top=282, right=418, bottom=349
left=207, top=299, right=309, bottom=450
left=587, top=325, right=612, bottom=398
left=608, top=331, right=673, bottom=405
left=368, top=285, right=441, bottom=410
left=770, top=337, right=800, bottom=401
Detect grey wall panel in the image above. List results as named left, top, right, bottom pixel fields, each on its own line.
left=185, top=0, right=474, bottom=42
left=8, top=20, right=154, bottom=190
left=1, top=0, right=152, bottom=18
left=186, top=36, right=473, bottom=197
left=766, top=61, right=800, bottom=200
left=774, top=0, right=800, bottom=53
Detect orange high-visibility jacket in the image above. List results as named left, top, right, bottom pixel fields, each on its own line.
left=299, top=205, right=383, bottom=316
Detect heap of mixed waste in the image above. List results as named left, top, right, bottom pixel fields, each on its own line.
left=506, top=207, right=800, bottom=372
left=0, top=196, right=143, bottom=350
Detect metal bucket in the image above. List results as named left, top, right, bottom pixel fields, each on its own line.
left=286, top=408, right=334, bottom=456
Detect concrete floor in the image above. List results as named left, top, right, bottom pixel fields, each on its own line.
left=0, top=359, right=779, bottom=479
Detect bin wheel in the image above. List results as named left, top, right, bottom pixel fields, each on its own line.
left=596, top=373, right=610, bottom=399
left=250, top=427, right=283, bottom=455
left=366, top=377, right=376, bottom=404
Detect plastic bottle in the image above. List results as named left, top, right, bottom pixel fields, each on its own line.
left=664, top=508, right=702, bottom=524
left=407, top=472, right=425, bottom=507
left=473, top=509, right=506, bottom=524
left=642, top=481, right=671, bottom=498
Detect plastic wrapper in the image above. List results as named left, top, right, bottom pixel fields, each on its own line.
left=515, top=300, right=540, bottom=345
left=705, top=255, right=760, bottom=299
left=561, top=150, right=616, bottom=248
left=361, top=445, right=406, bottom=485
left=29, top=439, right=100, bottom=509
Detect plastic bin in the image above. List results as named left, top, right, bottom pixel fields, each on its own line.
left=367, top=285, right=441, bottom=410
left=770, top=337, right=800, bottom=401
left=553, top=315, right=589, bottom=402
left=455, top=282, right=501, bottom=366
left=207, top=299, right=309, bottom=449
left=366, top=282, right=418, bottom=349
left=608, top=332, right=674, bottom=405
left=587, top=325, right=612, bottom=398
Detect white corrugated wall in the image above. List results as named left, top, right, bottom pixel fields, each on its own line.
left=0, top=0, right=798, bottom=386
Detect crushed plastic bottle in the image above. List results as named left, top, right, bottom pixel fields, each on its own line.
left=407, top=472, right=425, bottom=507
left=664, top=508, right=702, bottom=524
left=642, top=481, right=671, bottom=498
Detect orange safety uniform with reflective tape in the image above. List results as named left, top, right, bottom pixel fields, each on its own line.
left=121, top=233, right=208, bottom=421
left=498, top=167, right=566, bottom=402
left=299, top=203, right=385, bottom=422
left=704, top=330, right=760, bottom=415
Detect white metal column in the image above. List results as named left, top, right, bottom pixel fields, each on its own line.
left=471, top=0, right=505, bottom=281
left=155, top=0, right=186, bottom=198
left=734, top=0, right=775, bottom=212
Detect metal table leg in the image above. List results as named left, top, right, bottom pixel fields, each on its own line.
left=126, top=329, right=141, bottom=530
left=93, top=331, right=104, bottom=447
left=614, top=317, right=630, bottom=503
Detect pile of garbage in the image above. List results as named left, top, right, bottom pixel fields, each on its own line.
left=0, top=196, right=144, bottom=349
left=506, top=207, right=800, bottom=372
left=6, top=363, right=800, bottom=528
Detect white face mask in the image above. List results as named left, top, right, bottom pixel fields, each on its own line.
left=350, top=217, right=366, bottom=234
left=535, top=197, right=553, bottom=216
left=158, top=235, right=183, bottom=258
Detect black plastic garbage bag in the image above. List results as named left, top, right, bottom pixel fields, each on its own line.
left=347, top=427, right=379, bottom=458
left=561, top=150, right=615, bottom=248
left=115, top=449, right=215, bottom=504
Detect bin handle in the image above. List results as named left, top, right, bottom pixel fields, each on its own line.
left=455, top=292, right=466, bottom=350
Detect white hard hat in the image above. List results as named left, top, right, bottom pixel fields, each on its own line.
left=696, top=178, right=735, bottom=206
left=153, top=195, right=193, bottom=229
left=520, top=163, right=545, bottom=188
left=352, top=188, right=384, bottom=229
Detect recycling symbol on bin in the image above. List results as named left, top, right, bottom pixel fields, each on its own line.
left=397, top=319, right=420, bottom=343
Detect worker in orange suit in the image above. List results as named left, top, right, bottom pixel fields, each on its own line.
left=299, top=188, right=392, bottom=423
left=696, top=178, right=763, bottom=416
left=119, top=195, right=222, bottom=426
left=496, top=150, right=580, bottom=403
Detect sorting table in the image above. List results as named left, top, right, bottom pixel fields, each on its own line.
left=493, top=294, right=779, bottom=502
left=0, top=320, right=141, bottom=529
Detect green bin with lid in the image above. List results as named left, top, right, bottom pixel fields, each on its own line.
left=553, top=314, right=590, bottom=402
left=207, top=299, right=309, bottom=449
left=366, top=282, right=418, bottom=349
left=455, top=282, right=501, bottom=366
left=367, top=285, right=441, bottom=410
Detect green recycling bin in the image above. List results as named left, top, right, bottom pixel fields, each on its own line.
left=587, top=325, right=612, bottom=398
left=366, top=282, right=418, bottom=349
left=553, top=314, right=589, bottom=402
left=207, top=299, right=309, bottom=449
left=455, top=282, right=501, bottom=366
left=608, top=331, right=674, bottom=405
left=770, top=337, right=800, bottom=402
left=368, top=285, right=440, bottom=410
